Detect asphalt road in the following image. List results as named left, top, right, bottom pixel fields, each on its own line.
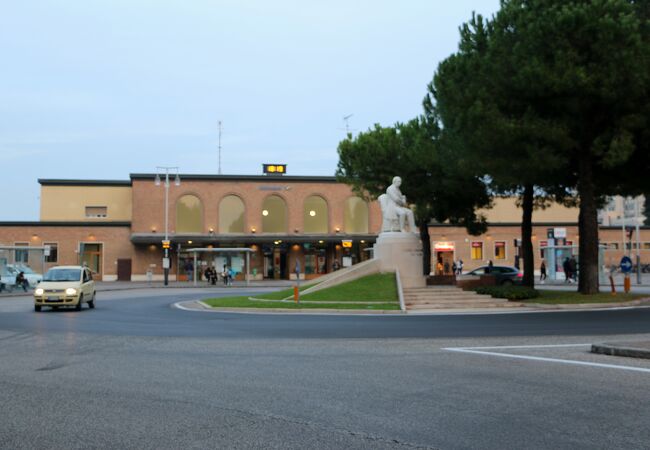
left=1, top=288, right=650, bottom=449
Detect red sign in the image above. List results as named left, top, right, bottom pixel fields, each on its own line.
left=495, top=241, right=505, bottom=248
left=471, top=242, right=482, bottom=248
left=540, top=240, right=548, bottom=247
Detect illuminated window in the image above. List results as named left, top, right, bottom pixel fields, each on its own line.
left=219, top=195, right=245, bottom=234
left=471, top=242, right=483, bottom=260
left=494, top=241, right=506, bottom=260
left=303, top=195, right=328, bottom=233
left=262, top=195, right=287, bottom=233
left=176, top=195, right=203, bottom=233
left=344, top=197, right=368, bottom=233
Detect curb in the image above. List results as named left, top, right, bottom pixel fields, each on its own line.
left=525, top=298, right=650, bottom=310
left=591, top=343, right=650, bottom=360
left=174, top=300, right=405, bottom=315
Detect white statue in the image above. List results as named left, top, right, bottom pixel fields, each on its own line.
left=378, top=176, right=417, bottom=233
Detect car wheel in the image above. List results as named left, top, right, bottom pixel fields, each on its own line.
left=88, top=293, right=95, bottom=309
left=501, top=279, right=513, bottom=286
left=75, top=295, right=83, bottom=311
left=34, top=304, right=41, bottom=312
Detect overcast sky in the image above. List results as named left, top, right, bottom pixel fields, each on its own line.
left=0, top=0, right=500, bottom=220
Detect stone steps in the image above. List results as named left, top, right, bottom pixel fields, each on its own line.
left=403, top=286, right=521, bottom=311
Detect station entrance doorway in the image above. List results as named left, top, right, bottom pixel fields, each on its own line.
left=433, top=242, right=455, bottom=275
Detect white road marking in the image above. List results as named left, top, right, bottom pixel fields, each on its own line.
left=443, top=344, right=650, bottom=374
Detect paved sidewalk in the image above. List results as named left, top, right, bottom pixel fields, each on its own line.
left=0, top=279, right=294, bottom=298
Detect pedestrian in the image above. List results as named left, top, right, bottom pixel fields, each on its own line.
left=458, top=259, right=464, bottom=275
left=184, top=260, right=194, bottom=282
left=222, top=264, right=228, bottom=285
left=436, top=259, right=443, bottom=276
left=563, top=257, right=571, bottom=283
left=204, top=266, right=213, bottom=285
left=569, top=256, right=578, bottom=282
left=15, top=271, right=28, bottom=292
left=486, top=260, right=494, bottom=274
left=452, top=260, right=457, bottom=276
left=540, top=261, right=547, bottom=283
left=210, top=266, right=217, bottom=285
left=332, top=260, right=340, bottom=271
left=226, top=266, right=233, bottom=286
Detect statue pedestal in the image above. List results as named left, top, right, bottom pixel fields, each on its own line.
left=374, top=232, right=426, bottom=288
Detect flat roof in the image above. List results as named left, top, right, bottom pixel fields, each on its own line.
left=130, top=173, right=338, bottom=183
left=39, top=179, right=132, bottom=186
left=0, top=221, right=131, bottom=227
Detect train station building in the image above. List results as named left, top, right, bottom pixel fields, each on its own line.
left=0, top=172, right=648, bottom=281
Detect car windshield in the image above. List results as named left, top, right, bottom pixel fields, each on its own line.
left=19, top=266, right=35, bottom=274
left=43, top=268, right=81, bottom=282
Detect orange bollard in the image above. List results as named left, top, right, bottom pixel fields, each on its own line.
left=609, top=276, right=616, bottom=296
left=294, top=286, right=299, bottom=303
left=624, top=275, right=631, bottom=294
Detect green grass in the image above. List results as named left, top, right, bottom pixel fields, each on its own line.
left=299, top=273, right=398, bottom=302
left=253, top=283, right=315, bottom=300
left=202, top=296, right=400, bottom=310
left=203, top=273, right=400, bottom=310
left=524, top=290, right=647, bottom=304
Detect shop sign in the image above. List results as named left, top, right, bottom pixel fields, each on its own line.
left=540, top=240, right=548, bottom=247
left=434, top=241, right=455, bottom=251
left=471, top=242, right=482, bottom=248
left=554, top=228, right=567, bottom=238
left=342, top=240, right=353, bottom=248
left=495, top=241, right=505, bottom=248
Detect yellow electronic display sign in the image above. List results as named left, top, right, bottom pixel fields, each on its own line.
left=263, top=164, right=286, bottom=174
left=342, top=240, right=353, bottom=248
left=162, top=240, right=171, bottom=249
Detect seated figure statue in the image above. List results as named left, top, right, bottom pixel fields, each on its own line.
left=378, top=176, right=417, bottom=233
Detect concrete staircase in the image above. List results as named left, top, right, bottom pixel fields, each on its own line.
left=403, top=286, right=522, bottom=311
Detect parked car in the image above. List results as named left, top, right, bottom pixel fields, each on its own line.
left=0, top=267, right=16, bottom=292
left=34, top=266, right=96, bottom=312
left=7, top=264, right=42, bottom=287
left=465, top=265, right=523, bottom=285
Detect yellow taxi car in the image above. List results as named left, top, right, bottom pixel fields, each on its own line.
left=34, top=266, right=96, bottom=312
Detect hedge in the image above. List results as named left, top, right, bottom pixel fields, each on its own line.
left=475, top=286, right=540, bottom=301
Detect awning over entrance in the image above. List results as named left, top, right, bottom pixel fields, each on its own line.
left=130, top=233, right=378, bottom=245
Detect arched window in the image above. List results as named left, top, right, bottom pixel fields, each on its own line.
left=303, top=195, right=328, bottom=233
left=262, top=195, right=287, bottom=233
left=219, top=195, right=245, bottom=234
left=176, top=194, right=203, bottom=233
left=344, top=197, right=368, bottom=233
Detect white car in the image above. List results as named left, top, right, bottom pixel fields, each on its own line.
left=8, top=264, right=42, bottom=287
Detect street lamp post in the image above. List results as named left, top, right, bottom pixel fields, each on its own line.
left=155, top=167, right=180, bottom=286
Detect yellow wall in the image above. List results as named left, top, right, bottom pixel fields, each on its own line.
left=40, top=186, right=132, bottom=221
left=479, top=198, right=578, bottom=223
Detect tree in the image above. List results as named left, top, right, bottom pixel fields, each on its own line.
left=431, top=0, right=650, bottom=294
left=336, top=118, right=490, bottom=275
left=427, top=11, right=573, bottom=288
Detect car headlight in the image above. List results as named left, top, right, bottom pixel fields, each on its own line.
left=65, top=288, right=78, bottom=296
left=35, top=288, right=44, bottom=296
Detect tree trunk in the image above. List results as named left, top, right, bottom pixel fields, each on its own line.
left=419, top=221, right=431, bottom=276
left=521, top=184, right=535, bottom=288
left=578, top=156, right=600, bottom=294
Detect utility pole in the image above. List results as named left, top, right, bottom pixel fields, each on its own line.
left=636, top=197, right=642, bottom=284
left=155, top=167, right=180, bottom=286
left=218, top=120, right=222, bottom=175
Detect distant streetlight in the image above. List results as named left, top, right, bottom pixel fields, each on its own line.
left=155, top=166, right=180, bottom=286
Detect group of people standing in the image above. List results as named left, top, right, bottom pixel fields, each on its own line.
left=539, top=256, right=578, bottom=283
left=436, top=259, right=464, bottom=276
left=183, top=260, right=233, bottom=285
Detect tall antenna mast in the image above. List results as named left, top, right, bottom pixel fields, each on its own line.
left=343, top=114, right=354, bottom=135
left=218, top=120, right=222, bottom=175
